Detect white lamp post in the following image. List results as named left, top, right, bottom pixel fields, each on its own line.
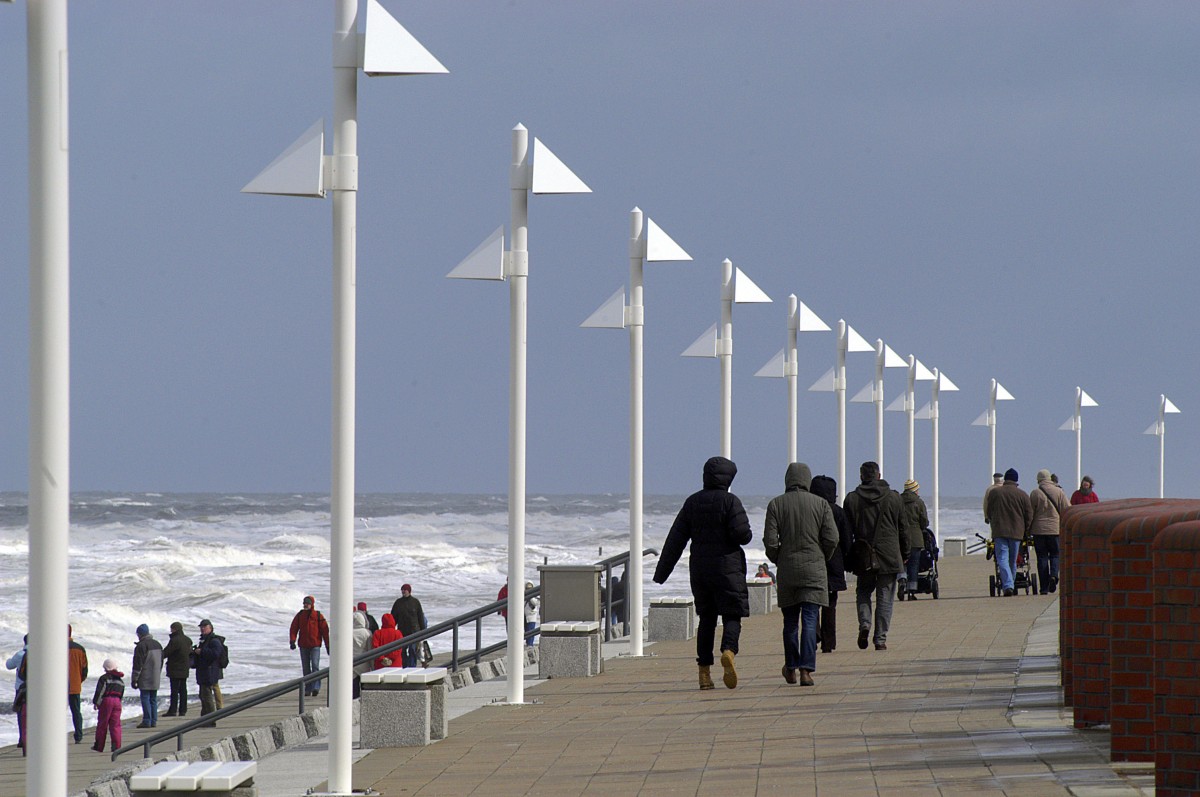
left=885, top=355, right=935, bottom=481
left=582, top=209, right=691, bottom=657
left=754, top=295, right=829, bottom=464
left=242, top=3, right=445, bottom=789
left=450, top=126, right=590, bottom=703
left=682, top=260, right=771, bottom=458
left=1143, top=394, right=1181, bottom=498
left=915, top=369, right=957, bottom=544
left=850, top=339, right=906, bottom=478
left=1059, top=386, right=1099, bottom=491
left=807, top=320, right=873, bottom=502
left=971, top=379, right=1015, bottom=477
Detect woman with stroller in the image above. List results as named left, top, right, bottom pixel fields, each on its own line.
left=900, top=480, right=929, bottom=599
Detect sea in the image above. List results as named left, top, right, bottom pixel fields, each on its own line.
left=0, top=491, right=989, bottom=746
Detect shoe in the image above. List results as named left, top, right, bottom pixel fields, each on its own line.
left=1003, top=588, right=1014, bottom=597
left=799, top=669, right=814, bottom=686
left=858, top=629, right=869, bottom=650
left=875, top=643, right=887, bottom=651
left=698, top=664, right=715, bottom=690
left=92, top=744, right=105, bottom=753
left=74, top=737, right=81, bottom=744
left=821, top=647, right=833, bottom=654
left=136, top=722, right=150, bottom=728
left=908, top=592, right=917, bottom=599
left=782, top=666, right=797, bottom=685
left=1048, top=576, right=1058, bottom=593
left=720, top=649, right=738, bottom=689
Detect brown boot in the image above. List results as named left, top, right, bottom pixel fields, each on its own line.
left=720, top=649, right=738, bottom=689
left=698, top=665, right=715, bottom=690
left=799, top=669, right=814, bottom=686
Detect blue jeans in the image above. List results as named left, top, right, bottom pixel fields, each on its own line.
left=781, top=602, right=819, bottom=672
left=994, top=537, right=1020, bottom=590
left=1033, top=535, right=1059, bottom=593
left=905, top=545, right=923, bottom=591
left=524, top=621, right=536, bottom=647
left=301, top=647, right=321, bottom=693
left=856, top=572, right=897, bottom=645
left=140, top=690, right=158, bottom=726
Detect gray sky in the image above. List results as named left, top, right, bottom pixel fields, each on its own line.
left=3, top=2, right=1200, bottom=499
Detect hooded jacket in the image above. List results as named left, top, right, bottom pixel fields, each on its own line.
left=68, top=638, right=88, bottom=696
left=1030, top=479, right=1070, bottom=536
left=290, top=604, right=330, bottom=651
left=900, top=490, right=929, bottom=551
left=653, top=457, right=753, bottom=618
left=371, top=614, right=404, bottom=669
left=842, top=479, right=905, bottom=575
left=162, top=624, right=194, bottom=679
left=131, top=632, right=164, bottom=691
left=352, top=611, right=374, bottom=676
left=763, top=463, right=838, bottom=608
left=809, top=475, right=851, bottom=592
left=985, top=480, right=1033, bottom=540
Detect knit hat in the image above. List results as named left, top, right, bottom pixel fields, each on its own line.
left=102, top=658, right=118, bottom=672
left=1004, top=468, right=1019, bottom=482
left=136, top=623, right=149, bottom=638
left=992, top=473, right=1003, bottom=484
left=903, top=479, right=919, bottom=492
left=1036, top=469, right=1051, bottom=483
left=170, top=621, right=183, bottom=633
left=401, top=584, right=412, bottom=593
left=357, top=602, right=367, bottom=611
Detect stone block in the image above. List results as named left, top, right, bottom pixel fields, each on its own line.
left=747, top=580, right=774, bottom=615
left=943, top=537, right=966, bottom=556
left=649, top=599, right=694, bottom=641
left=539, top=624, right=602, bottom=678
left=360, top=688, right=431, bottom=748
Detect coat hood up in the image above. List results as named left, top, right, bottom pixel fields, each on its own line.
left=809, top=474, right=838, bottom=504
left=353, top=611, right=367, bottom=630
left=702, top=456, right=737, bottom=490
left=381, top=613, right=397, bottom=629
left=784, top=462, right=812, bottom=492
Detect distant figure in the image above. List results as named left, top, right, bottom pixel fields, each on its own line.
left=91, top=658, right=125, bottom=753
left=372, top=613, right=404, bottom=669
left=982, top=473, right=1004, bottom=524
left=523, top=582, right=540, bottom=646
left=7, top=635, right=27, bottom=754
left=391, top=585, right=428, bottom=666
left=1030, top=469, right=1070, bottom=594
left=193, top=619, right=224, bottom=721
left=609, top=574, right=625, bottom=626
left=842, top=461, right=905, bottom=651
left=162, top=621, right=193, bottom=717
left=899, top=480, right=930, bottom=599
left=984, top=468, right=1034, bottom=596
left=352, top=610, right=374, bottom=698
left=654, top=456, right=753, bottom=691
left=497, top=582, right=509, bottom=621
left=357, top=601, right=379, bottom=633
left=290, top=595, right=330, bottom=696
left=809, top=475, right=852, bottom=654
left=131, top=623, right=164, bottom=728
left=68, top=625, right=89, bottom=744
left=754, top=563, right=776, bottom=584
left=1050, top=473, right=1061, bottom=487
left=1071, top=476, right=1100, bottom=505
left=764, top=462, right=838, bottom=687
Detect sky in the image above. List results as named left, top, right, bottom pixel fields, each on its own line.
left=3, top=2, right=1200, bottom=500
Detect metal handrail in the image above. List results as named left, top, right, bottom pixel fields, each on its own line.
left=112, top=546, right=658, bottom=760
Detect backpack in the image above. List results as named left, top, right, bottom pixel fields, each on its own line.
left=216, top=635, right=229, bottom=670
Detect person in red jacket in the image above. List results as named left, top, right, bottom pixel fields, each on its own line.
left=1070, top=476, right=1100, bottom=505
left=371, top=614, right=404, bottom=669
left=289, top=595, right=330, bottom=697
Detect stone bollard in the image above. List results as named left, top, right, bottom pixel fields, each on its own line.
left=746, top=578, right=774, bottom=615
left=648, top=597, right=695, bottom=641
left=538, top=621, right=602, bottom=678
left=359, top=667, right=448, bottom=748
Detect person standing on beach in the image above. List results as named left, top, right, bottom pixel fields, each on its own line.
left=193, top=619, right=224, bottom=720
left=1071, top=476, right=1100, bottom=505
left=91, top=658, right=125, bottom=753
left=290, top=595, right=331, bottom=696
left=390, top=585, right=427, bottom=667
left=131, top=623, right=164, bottom=728
left=68, top=625, right=89, bottom=744
left=984, top=468, right=1034, bottom=596
left=162, top=621, right=193, bottom=717
left=764, top=462, right=838, bottom=686
left=899, top=479, right=930, bottom=599
left=809, top=475, right=851, bottom=654
left=842, top=461, right=905, bottom=651
left=654, top=456, right=753, bottom=691
left=1030, top=469, right=1070, bottom=594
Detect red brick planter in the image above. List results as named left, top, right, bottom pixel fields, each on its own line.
left=1153, top=521, right=1200, bottom=796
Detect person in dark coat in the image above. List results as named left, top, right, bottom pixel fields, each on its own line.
left=192, top=619, right=224, bottom=722
left=161, top=621, right=193, bottom=717
left=391, top=585, right=428, bottom=666
left=809, top=474, right=852, bottom=653
left=842, top=461, right=905, bottom=651
left=899, top=480, right=930, bottom=599
left=653, top=456, right=753, bottom=690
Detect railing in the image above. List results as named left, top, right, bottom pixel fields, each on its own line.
left=112, top=546, right=658, bottom=760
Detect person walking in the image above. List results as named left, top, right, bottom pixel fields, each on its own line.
left=162, top=621, right=193, bottom=717
left=290, top=595, right=331, bottom=696
left=984, top=468, right=1034, bottom=596
left=352, top=609, right=374, bottom=697
left=842, top=461, right=905, bottom=651
left=91, top=658, right=125, bottom=753
left=1030, top=469, right=1070, bottom=594
left=1071, top=476, right=1100, bottom=505
left=983, top=473, right=1003, bottom=523
left=7, top=635, right=27, bottom=754
left=899, top=479, right=930, bottom=599
left=68, top=625, right=89, bottom=744
left=371, top=613, right=404, bottom=669
left=653, top=456, right=754, bottom=691
left=390, top=585, right=427, bottom=667
left=764, top=462, right=838, bottom=686
left=193, top=619, right=224, bottom=721
left=809, top=475, right=851, bottom=654
left=131, top=623, right=164, bottom=728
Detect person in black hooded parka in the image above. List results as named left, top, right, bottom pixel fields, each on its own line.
left=653, top=456, right=753, bottom=690
left=809, top=474, right=852, bottom=653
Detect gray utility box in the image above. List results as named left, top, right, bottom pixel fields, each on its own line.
left=537, top=563, right=603, bottom=623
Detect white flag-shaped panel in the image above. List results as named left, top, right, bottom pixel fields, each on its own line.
left=971, top=411, right=990, bottom=427
left=915, top=402, right=933, bottom=420
left=755, top=349, right=786, bottom=378
left=885, top=392, right=907, bottom=412
left=808, top=367, right=835, bottom=392
left=362, top=0, right=448, bottom=76
left=531, top=138, right=591, bottom=195
left=241, top=120, right=325, bottom=198
left=733, top=268, right=772, bottom=304
left=1059, top=417, right=1078, bottom=432
left=913, top=358, right=936, bottom=381
left=1079, top=389, right=1098, bottom=407
left=1145, top=422, right=1163, bottom=436
left=850, top=382, right=875, bottom=403
left=645, top=218, right=692, bottom=262
left=883, top=344, right=906, bottom=368
left=845, top=325, right=873, bottom=353
left=995, top=382, right=1015, bottom=401
left=1165, top=397, right=1182, bottom=413
left=448, top=226, right=505, bottom=280
left=681, top=324, right=718, bottom=358
left=937, top=372, right=959, bottom=391
left=580, top=288, right=627, bottom=329
left=796, top=301, right=830, bottom=332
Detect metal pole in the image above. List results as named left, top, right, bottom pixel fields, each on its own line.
left=931, top=370, right=941, bottom=545
left=836, top=320, right=846, bottom=503
left=27, top=1, right=70, bottom=793
left=989, top=379, right=997, bottom=478
left=874, top=340, right=884, bottom=476
left=328, top=0, right=357, bottom=790
left=786, top=295, right=798, bottom=464
left=628, top=208, right=645, bottom=656
left=906, top=356, right=916, bottom=481
left=1075, top=387, right=1083, bottom=491
left=507, top=124, right=530, bottom=704
left=1159, top=395, right=1166, bottom=499
left=719, top=259, right=733, bottom=459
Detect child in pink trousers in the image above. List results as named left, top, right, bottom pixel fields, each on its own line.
left=92, top=658, right=125, bottom=753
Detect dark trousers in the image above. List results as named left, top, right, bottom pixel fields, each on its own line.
left=167, top=676, right=188, bottom=715
left=695, top=610, right=741, bottom=666
left=820, top=590, right=839, bottom=652
left=905, top=545, right=923, bottom=590
left=1033, top=535, right=1060, bottom=593
left=68, top=693, right=83, bottom=742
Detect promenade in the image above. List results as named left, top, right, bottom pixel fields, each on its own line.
left=0, top=554, right=1154, bottom=796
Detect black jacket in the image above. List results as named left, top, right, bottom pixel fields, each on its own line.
left=162, top=629, right=194, bottom=679
left=842, top=479, right=905, bottom=575
left=653, top=457, right=753, bottom=617
left=809, top=474, right=851, bottom=592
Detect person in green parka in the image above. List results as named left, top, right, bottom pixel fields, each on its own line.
left=899, top=479, right=930, bottom=599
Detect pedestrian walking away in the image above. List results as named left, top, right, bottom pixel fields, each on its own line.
left=809, top=475, right=852, bottom=653
left=68, top=624, right=89, bottom=744
left=372, top=613, right=404, bottom=669
left=161, top=621, right=193, bottom=717
left=352, top=609, right=374, bottom=698
left=391, top=585, right=428, bottom=666
left=91, top=658, right=125, bottom=753
left=764, top=462, right=838, bottom=687
left=357, top=601, right=379, bottom=633
left=1030, top=469, right=1070, bottom=594
left=900, top=479, right=929, bottom=599
left=131, top=623, right=164, bottom=728
left=842, top=461, right=905, bottom=651
left=290, top=595, right=331, bottom=695
left=984, top=468, right=1034, bottom=596
left=653, top=456, right=754, bottom=691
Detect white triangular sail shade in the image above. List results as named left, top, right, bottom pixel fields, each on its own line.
left=362, top=0, right=448, bottom=76
left=755, top=349, right=786, bottom=378
left=850, top=382, right=875, bottom=403
left=971, top=411, right=990, bottom=427
left=885, top=392, right=907, bottom=412
left=1144, top=422, right=1163, bottom=436
left=241, top=120, right=325, bottom=198
left=845, top=325, right=873, bottom=353
left=914, top=402, right=933, bottom=420
left=531, top=138, right=591, bottom=195
left=645, top=218, right=692, bottom=262
left=681, top=324, right=718, bottom=358
left=937, top=372, right=959, bottom=391
left=733, top=268, right=772, bottom=304
left=913, top=358, right=936, bottom=381
left=580, top=288, right=626, bottom=329
left=1079, top=389, right=1098, bottom=407
left=796, top=301, right=830, bottom=332
left=883, top=344, right=906, bottom=368
left=1059, top=417, right=1077, bottom=432
left=808, top=367, right=835, bottom=393
left=1164, top=397, right=1181, bottom=414
left=995, top=382, right=1015, bottom=401
left=448, top=226, right=505, bottom=280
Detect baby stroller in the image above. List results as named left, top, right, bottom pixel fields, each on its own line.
left=898, top=528, right=939, bottom=600
left=976, top=532, right=1037, bottom=596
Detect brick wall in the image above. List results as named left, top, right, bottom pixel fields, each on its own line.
left=1153, top=521, right=1200, bottom=796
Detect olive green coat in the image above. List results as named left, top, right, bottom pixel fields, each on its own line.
left=763, top=463, right=838, bottom=608
left=900, top=490, right=929, bottom=550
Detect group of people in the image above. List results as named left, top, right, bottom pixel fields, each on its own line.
left=654, top=456, right=925, bottom=691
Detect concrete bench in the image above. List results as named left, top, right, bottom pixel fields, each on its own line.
left=538, top=621, right=602, bottom=679
left=359, top=666, right=448, bottom=748
left=943, top=536, right=966, bottom=557
left=747, top=578, right=775, bottom=615
left=648, top=597, right=695, bottom=641
left=129, top=760, right=256, bottom=795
